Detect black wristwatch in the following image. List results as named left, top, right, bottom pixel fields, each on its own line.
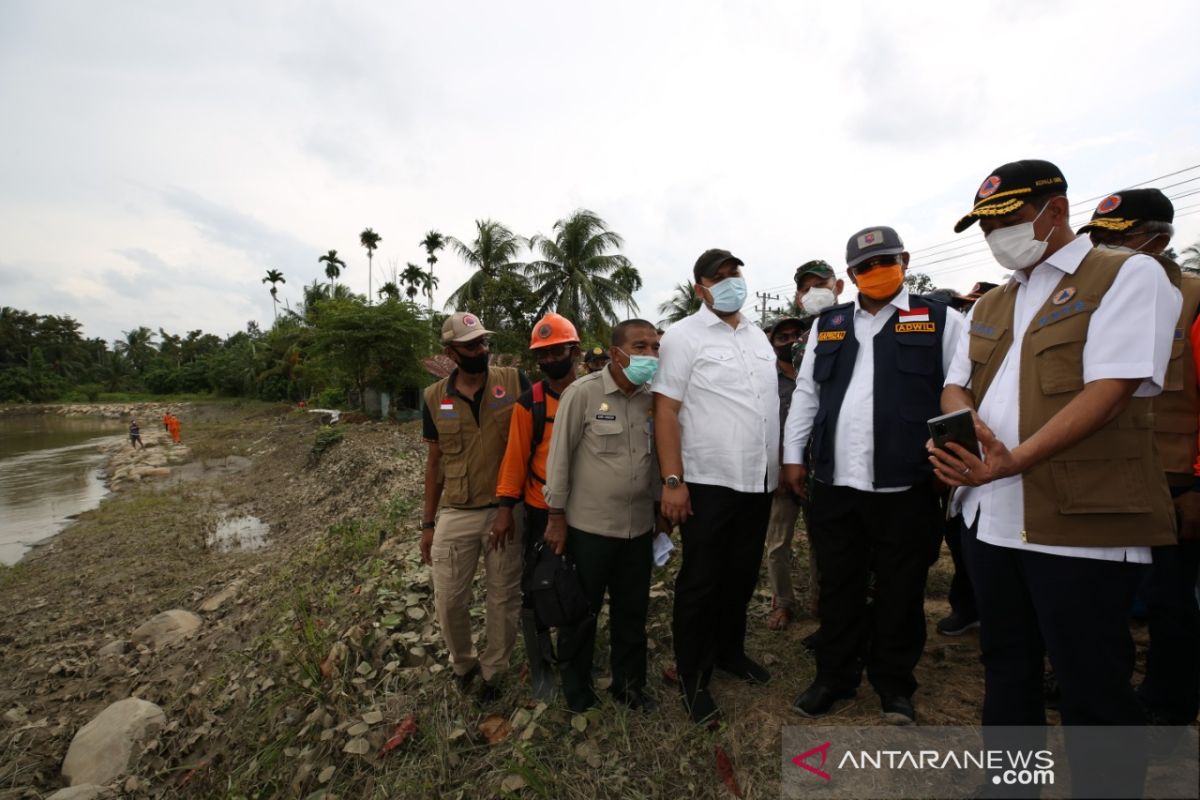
left=662, top=474, right=683, bottom=489
left=421, top=521, right=435, bottom=530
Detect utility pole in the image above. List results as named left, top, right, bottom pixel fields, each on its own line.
left=755, top=291, right=781, bottom=324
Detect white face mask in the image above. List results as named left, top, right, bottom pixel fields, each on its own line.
left=984, top=203, right=1053, bottom=270
left=800, top=287, right=836, bottom=315
left=1096, top=233, right=1164, bottom=256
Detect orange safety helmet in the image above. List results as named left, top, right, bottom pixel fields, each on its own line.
left=529, top=312, right=580, bottom=349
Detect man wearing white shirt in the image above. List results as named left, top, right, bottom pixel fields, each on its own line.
left=930, top=159, right=1180, bottom=796
left=782, top=226, right=963, bottom=724
left=654, top=248, right=779, bottom=723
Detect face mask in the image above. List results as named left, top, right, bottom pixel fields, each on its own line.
left=773, top=343, right=795, bottom=362
left=800, top=287, right=836, bottom=315
left=985, top=203, right=1053, bottom=270
left=539, top=357, right=574, bottom=380
left=853, top=264, right=904, bottom=300
left=617, top=348, right=659, bottom=386
left=455, top=352, right=489, bottom=374
left=705, top=276, right=747, bottom=313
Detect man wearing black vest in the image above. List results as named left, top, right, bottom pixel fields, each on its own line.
left=782, top=226, right=963, bottom=724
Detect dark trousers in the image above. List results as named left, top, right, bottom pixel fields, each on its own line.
left=809, top=481, right=940, bottom=697
left=943, top=511, right=977, bottom=619
left=1139, top=539, right=1200, bottom=723
left=521, top=505, right=548, bottom=610
left=557, top=527, right=653, bottom=711
left=962, top=518, right=1148, bottom=798
left=672, top=482, right=771, bottom=691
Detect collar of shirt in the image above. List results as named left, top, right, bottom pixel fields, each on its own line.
left=1006, top=235, right=1090, bottom=288
left=697, top=301, right=750, bottom=329
left=600, top=362, right=649, bottom=397
left=852, top=286, right=912, bottom=317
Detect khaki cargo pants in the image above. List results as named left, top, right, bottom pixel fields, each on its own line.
left=765, top=490, right=819, bottom=615
left=431, top=506, right=524, bottom=681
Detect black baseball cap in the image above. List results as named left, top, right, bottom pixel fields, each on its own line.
left=845, top=226, right=905, bottom=268
left=584, top=346, right=609, bottom=363
left=794, top=259, right=835, bottom=285
left=1077, top=187, right=1174, bottom=234
left=765, top=316, right=810, bottom=337
left=954, top=159, right=1068, bottom=233
left=693, top=248, right=744, bottom=282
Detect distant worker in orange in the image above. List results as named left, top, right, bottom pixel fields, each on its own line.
left=162, top=412, right=171, bottom=433
left=493, top=312, right=583, bottom=702
left=167, top=415, right=182, bottom=444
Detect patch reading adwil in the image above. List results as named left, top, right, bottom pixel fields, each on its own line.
left=817, top=330, right=847, bottom=342
left=895, top=321, right=937, bottom=333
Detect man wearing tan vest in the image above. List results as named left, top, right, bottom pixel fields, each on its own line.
left=420, top=311, right=529, bottom=704
left=1081, top=188, right=1200, bottom=725
left=929, top=160, right=1180, bottom=795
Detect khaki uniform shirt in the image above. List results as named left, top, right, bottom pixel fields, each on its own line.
left=542, top=366, right=659, bottom=538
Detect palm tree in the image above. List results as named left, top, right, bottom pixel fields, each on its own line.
left=377, top=281, right=400, bottom=303
left=1182, top=242, right=1200, bottom=274
left=262, top=269, right=286, bottom=320
left=446, top=220, right=528, bottom=311
left=611, top=264, right=643, bottom=317
left=115, top=326, right=157, bottom=374
left=318, top=250, right=347, bottom=287
left=525, top=209, right=634, bottom=337
left=401, top=262, right=427, bottom=301
left=657, top=282, right=702, bottom=326
left=359, top=228, right=382, bottom=304
left=421, top=230, right=446, bottom=312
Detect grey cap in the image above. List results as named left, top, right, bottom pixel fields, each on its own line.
left=845, top=226, right=905, bottom=269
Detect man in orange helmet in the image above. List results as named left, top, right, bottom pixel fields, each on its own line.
left=493, top=312, right=582, bottom=701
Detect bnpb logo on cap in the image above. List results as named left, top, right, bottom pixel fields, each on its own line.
left=1096, top=195, right=1122, bottom=214
left=462, top=314, right=479, bottom=327
left=978, top=175, right=1001, bottom=198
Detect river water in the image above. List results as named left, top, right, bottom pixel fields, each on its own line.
left=0, top=415, right=126, bottom=565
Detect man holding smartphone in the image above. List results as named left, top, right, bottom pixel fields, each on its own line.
left=782, top=226, right=963, bottom=724
left=930, top=160, right=1180, bottom=796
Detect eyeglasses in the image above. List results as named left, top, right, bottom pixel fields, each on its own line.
left=534, top=344, right=573, bottom=360
left=853, top=257, right=902, bottom=273
left=452, top=338, right=491, bottom=354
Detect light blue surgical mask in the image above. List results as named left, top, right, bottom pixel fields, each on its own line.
left=706, top=276, right=747, bottom=313
left=617, top=348, right=659, bottom=386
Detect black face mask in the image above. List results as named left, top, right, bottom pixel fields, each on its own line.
left=773, top=343, right=795, bottom=363
left=455, top=352, right=490, bottom=374
left=540, top=357, right=574, bottom=380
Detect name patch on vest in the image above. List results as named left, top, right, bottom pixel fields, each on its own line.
left=970, top=322, right=996, bottom=337
left=895, top=321, right=936, bottom=334
left=818, top=330, right=846, bottom=342
left=595, top=413, right=617, bottom=421
left=1037, top=299, right=1086, bottom=328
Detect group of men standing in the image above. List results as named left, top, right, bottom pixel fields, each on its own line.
left=416, top=158, right=1199, bottom=782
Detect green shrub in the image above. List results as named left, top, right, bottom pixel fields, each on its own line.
left=308, top=427, right=344, bottom=465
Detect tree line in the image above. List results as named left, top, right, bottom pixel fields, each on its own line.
left=0, top=209, right=642, bottom=408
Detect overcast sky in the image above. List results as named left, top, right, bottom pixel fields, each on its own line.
left=2, top=0, right=1199, bottom=344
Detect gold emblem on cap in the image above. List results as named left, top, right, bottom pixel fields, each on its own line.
left=599, top=402, right=609, bottom=412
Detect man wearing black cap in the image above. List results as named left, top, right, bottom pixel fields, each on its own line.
left=781, top=226, right=963, bottom=724
left=1081, top=187, right=1200, bottom=726
left=583, top=346, right=610, bottom=374
left=763, top=315, right=812, bottom=631
left=795, top=260, right=845, bottom=317
left=931, top=160, right=1180, bottom=793
left=654, top=248, right=779, bottom=723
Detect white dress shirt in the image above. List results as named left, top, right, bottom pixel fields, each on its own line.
left=944, top=236, right=1181, bottom=563
left=782, top=287, right=965, bottom=493
left=654, top=303, right=780, bottom=493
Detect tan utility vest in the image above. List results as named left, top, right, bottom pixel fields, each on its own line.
left=967, top=247, right=1176, bottom=547
left=1153, top=271, right=1200, bottom=480
left=424, top=366, right=521, bottom=509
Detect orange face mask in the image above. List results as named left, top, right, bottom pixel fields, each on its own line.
left=854, top=264, right=904, bottom=300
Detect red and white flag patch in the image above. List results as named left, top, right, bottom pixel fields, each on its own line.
left=899, top=307, right=930, bottom=323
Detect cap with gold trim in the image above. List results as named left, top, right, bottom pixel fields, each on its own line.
left=954, top=159, right=1067, bottom=233
left=1077, top=187, right=1174, bottom=234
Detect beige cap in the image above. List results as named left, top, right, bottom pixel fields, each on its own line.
left=441, top=311, right=493, bottom=344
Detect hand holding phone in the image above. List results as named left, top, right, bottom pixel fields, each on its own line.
left=927, top=409, right=980, bottom=458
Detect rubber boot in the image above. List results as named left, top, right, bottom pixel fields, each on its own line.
left=521, top=608, right=557, bottom=703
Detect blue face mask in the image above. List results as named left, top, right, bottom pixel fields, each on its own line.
left=617, top=348, right=659, bottom=386
left=706, top=276, right=747, bottom=313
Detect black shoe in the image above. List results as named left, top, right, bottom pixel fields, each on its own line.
left=454, top=663, right=481, bottom=693
left=801, top=628, right=824, bottom=652
left=680, top=685, right=720, bottom=724
left=477, top=679, right=502, bottom=706
left=936, top=611, right=980, bottom=636
left=881, top=694, right=915, bottom=725
left=791, top=683, right=855, bottom=718
left=611, top=687, right=658, bottom=713
left=715, top=656, right=771, bottom=685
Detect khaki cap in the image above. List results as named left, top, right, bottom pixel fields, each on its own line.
left=441, top=312, right=493, bottom=344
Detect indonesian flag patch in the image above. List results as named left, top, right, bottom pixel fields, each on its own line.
left=898, top=307, right=930, bottom=323
left=440, top=398, right=455, bottom=412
